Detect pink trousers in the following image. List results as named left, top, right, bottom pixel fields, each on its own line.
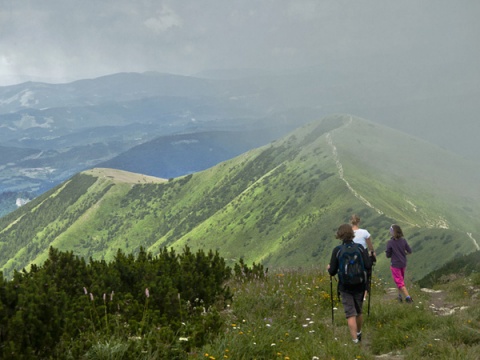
left=390, top=267, right=406, bottom=289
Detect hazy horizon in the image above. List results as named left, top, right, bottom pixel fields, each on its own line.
left=1, top=0, right=479, bottom=163
left=1, top=1, right=479, bottom=86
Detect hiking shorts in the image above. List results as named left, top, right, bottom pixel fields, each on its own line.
left=390, top=266, right=406, bottom=289
left=339, top=290, right=364, bottom=318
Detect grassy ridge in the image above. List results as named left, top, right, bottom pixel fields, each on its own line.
left=1, top=114, right=479, bottom=281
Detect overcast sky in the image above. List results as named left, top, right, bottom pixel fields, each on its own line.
left=1, top=0, right=479, bottom=86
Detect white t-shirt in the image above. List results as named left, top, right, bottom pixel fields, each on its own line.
left=353, top=228, right=371, bottom=250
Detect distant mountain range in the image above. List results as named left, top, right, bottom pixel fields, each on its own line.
left=0, top=72, right=317, bottom=214
left=1, top=115, right=479, bottom=281
left=1, top=69, right=479, bottom=217
left=97, top=129, right=294, bottom=178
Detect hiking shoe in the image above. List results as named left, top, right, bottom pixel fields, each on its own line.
left=357, top=332, right=362, bottom=342
left=405, top=296, right=413, bottom=303
left=398, top=294, right=403, bottom=303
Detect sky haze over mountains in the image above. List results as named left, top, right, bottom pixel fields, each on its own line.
left=0, top=0, right=479, bottom=197
left=1, top=0, right=478, bottom=86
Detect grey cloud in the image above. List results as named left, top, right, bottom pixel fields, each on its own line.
left=144, top=6, right=183, bottom=34
left=0, top=0, right=479, bottom=85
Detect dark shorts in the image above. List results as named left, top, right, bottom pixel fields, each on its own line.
left=339, top=290, right=364, bottom=318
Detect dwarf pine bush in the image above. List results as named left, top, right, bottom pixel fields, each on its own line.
left=0, top=246, right=234, bottom=359
left=1, top=249, right=479, bottom=359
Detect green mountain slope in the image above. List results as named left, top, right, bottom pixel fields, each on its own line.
left=417, top=250, right=480, bottom=288
left=1, top=115, right=479, bottom=280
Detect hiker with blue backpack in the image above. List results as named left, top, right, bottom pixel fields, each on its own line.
left=328, top=223, right=372, bottom=344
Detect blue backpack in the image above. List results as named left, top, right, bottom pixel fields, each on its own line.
left=337, top=243, right=367, bottom=285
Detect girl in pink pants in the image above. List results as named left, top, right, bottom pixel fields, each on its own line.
left=386, top=224, right=413, bottom=303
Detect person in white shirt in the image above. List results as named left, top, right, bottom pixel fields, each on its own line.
left=350, top=214, right=376, bottom=300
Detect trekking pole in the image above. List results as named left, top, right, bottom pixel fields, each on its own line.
left=330, top=275, right=334, bottom=325
left=368, top=261, right=375, bottom=317
left=330, top=276, right=334, bottom=324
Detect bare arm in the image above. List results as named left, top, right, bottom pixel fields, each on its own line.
left=366, top=236, right=376, bottom=256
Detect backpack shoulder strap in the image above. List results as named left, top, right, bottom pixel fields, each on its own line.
left=336, top=243, right=347, bottom=258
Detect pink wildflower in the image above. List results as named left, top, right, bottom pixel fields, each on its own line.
left=145, top=288, right=150, bottom=298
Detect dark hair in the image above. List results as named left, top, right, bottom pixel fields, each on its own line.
left=336, top=223, right=355, bottom=241
left=390, top=224, right=403, bottom=239
left=350, top=214, right=360, bottom=226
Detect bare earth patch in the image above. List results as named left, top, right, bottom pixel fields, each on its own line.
left=84, top=167, right=167, bottom=184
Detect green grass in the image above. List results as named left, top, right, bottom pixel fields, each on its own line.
left=6, top=250, right=477, bottom=359
left=189, top=268, right=480, bottom=360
